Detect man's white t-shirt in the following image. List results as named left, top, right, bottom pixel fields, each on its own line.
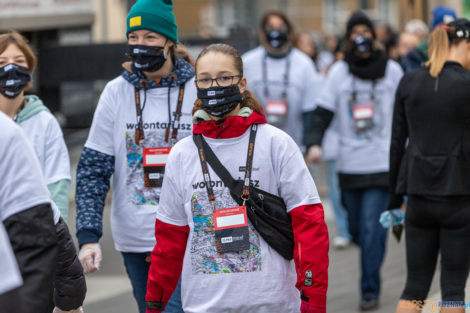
left=0, top=221, right=22, bottom=295
left=85, top=76, right=197, bottom=252
left=0, top=111, right=58, bottom=223
left=317, top=60, right=403, bottom=173
left=157, top=123, right=322, bottom=313
left=243, top=47, right=321, bottom=146
left=18, top=110, right=71, bottom=185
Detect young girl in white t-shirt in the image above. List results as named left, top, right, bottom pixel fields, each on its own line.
left=145, top=43, right=329, bottom=313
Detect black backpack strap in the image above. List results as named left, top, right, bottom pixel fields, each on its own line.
left=193, top=134, right=239, bottom=191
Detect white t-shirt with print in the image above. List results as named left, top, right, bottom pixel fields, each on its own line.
left=157, top=123, right=322, bottom=313
left=18, top=110, right=71, bottom=185
left=242, top=47, right=321, bottom=146
left=0, top=221, right=22, bottom=295
left=0, top=112, right=59, bottom=223
left=317, top=60, right=403, bottom=173
left=85, top=76, right=197, bottom=252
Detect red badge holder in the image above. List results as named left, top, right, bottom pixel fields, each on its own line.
left=265, top=99, right=288, bottom=128
left=143, top=147, right=171, bottom=188
left=213, top=206, right=250, bottom=254
left=353, top=104, right=374, bottom=133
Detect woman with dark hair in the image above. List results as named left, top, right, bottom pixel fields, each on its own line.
left=390, top=19, right=470, bottom=313
left=306, top=11, right=403, bottom=310
left=75, top=0, right=195, bottom=312
left=242, top=10, right=321, bottom=150
left=145, top=43, right=329, bottom=313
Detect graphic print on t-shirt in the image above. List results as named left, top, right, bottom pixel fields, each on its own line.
left=190, top=190, right=262, bottom=274
left=125, top=129, right=190, bottom=205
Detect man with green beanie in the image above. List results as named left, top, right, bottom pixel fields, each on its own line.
left=75, top=1, right=194, bottom=313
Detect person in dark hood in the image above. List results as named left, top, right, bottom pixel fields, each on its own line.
left=306, top=11, right=403, bottom=311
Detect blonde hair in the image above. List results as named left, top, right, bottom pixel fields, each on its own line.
left=426, top=25, right=466, bottom=77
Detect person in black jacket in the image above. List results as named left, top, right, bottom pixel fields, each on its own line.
left=390, top=19, right=470, bottom=313
left=305, top=11, right=403, bottom=311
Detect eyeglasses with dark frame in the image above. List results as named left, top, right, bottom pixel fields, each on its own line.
left=195, top=74, right=242, bottom=88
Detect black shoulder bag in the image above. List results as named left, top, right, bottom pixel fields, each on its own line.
left=193, top=124, right=294, bottom=260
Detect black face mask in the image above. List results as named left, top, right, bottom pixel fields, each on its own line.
left=197, top=85, right=243, bottom=117
left=0, top=63, right=31, bottom=99
left=265, top=29, right=289, bottom=49
left=352, top=36, right=373, bottom=53
left=128, top=44, right=167, bottom=72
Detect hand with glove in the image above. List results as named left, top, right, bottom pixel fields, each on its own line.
left=301, top=302, right=326, bottom=313
left=53, top=306, right=84, bottom=313
left=78, top=243, right=102, bottom=274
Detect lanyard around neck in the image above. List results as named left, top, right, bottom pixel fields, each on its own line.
left=262, top=52, right=291, bottom=100
left=351, top=78, right=377, bottom=103
left=195, top=124, right=258, bottom=209
left=134, top=84, right=185, bottom=146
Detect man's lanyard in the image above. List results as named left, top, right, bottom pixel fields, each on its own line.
left=351, top=78, right=376, bottom=103
left=134, top=84, right=185, bottom=146
left=195, top=124, right=258, bottom=210
left=262, top=52, right=290, bottom=100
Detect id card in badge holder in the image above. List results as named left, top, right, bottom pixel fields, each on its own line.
left=265, top=100, right=288, bottom=127
left=213, top=206, right=250, bottom=254
left=143, top=147, right=171, bottom=188
left=353, top=104, right=374, bottom=133
left=265, top=100, right=287, bottom=116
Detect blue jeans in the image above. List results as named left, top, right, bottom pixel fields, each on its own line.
left=327, top=161, right=351, bottom=240
left=121, top=252, right=184, bottom=313
left=341, top=188, right=389, bottom=300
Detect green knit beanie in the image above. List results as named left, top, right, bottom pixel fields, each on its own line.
left=126, top=0, right=178, bottom=43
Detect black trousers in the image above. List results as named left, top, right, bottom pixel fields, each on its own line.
left=401, top=195, right=470, bottom=302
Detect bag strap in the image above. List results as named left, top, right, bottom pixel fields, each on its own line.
left=193, top=125, right=258, bottom=197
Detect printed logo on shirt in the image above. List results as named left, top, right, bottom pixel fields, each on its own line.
left=239, top=166, right=260, bottom=172
left=126, top=122, right=191, bottom=131
left=190, top=192, right=262, bottom=275
left=192, top=179, right=260, bottom=190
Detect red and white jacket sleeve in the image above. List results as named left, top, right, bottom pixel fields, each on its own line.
left=290, top=203, right=329, bottom=311
left=278, top=143, right=329, bottom=312
left=145, top=148, right=190, bottom=312
left=145, top=219, right=189, bottom=313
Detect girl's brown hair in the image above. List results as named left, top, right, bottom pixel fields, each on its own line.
left=192, top=43, right=264, bottom=115
left=0, top=31, right=37, bottom=90
left=426, top=25, right=467, bottom=77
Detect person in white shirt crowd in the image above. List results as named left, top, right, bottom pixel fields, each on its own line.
left=306, top=11, right=403, bottom=311
left=144, top=43, right=329, bottom=313
left=75, top=0, right=195, bottom=312
left=0, top=32, right=86, bottom=313
left=242, top=10, right=321, bottom=150
left=296, top=31, right=352, bottom=250
left=294, top=32, right=319, bottom=71
left=0, top=112, right=85, bottom=313
left=316, top=35, right=339, bottom=73
left=0, top=31, right=71, bottom=221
